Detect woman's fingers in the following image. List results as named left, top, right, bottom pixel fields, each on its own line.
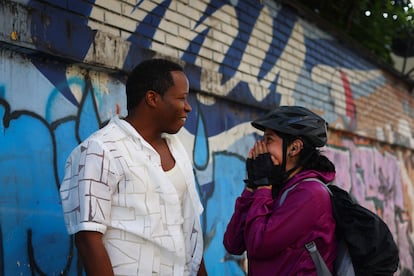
left=248, top=148, right=254, bottom=159
left=255, top=140, right=267, bottom=155
left=270, top=154, right=279, bottom=165
left=248, top=140, right=269, bottom=159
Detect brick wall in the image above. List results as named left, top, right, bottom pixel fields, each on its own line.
left=0, top=0, right=412, bottom=274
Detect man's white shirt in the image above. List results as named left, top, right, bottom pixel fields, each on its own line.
left=60, top=116, right=204, bottom=275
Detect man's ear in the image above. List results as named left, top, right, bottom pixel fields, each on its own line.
left=145, top=90, right=159, bottom=107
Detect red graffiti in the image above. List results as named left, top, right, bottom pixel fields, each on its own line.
left=340, top=70, right=356, bottom=128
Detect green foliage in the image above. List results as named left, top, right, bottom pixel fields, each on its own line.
left=293, top=0, right=414, bottom=65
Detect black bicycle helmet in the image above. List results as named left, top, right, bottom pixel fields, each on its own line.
left=251, top=106, right=328, bottom=147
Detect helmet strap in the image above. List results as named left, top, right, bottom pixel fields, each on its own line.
left=271, top=138, right=310, bottom=198
left=271, top=138, right=289, bottom=198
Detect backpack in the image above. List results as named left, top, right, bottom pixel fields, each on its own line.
left=280, top=178, right=400, bottom=276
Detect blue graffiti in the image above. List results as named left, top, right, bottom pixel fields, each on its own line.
left=0, top=72, right=105, bottom=274
left=185, top=92, right=265, bottom=138
left=193, top=102, right=210, bottom=169
left=2, top=0, right=405, bottom=274
left=0, top=85, right=5, bottom=99
left=28, top=0, right=97, bottom=106
left=203, top=152, right=246, bottom=275
left=0, top=101, right=70, bottom=275
left=25, top=0, right=286, bottom=132
left=130, top=0, right=171, bottom=49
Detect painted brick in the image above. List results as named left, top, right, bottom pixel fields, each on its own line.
left=89, top=4, right=106, bottom=22
left=158, top=20, right=179, bottom=37
left=176, top=2, right=203, bottom=20
left=178, top=25, right=197, bottom=41
left=164, top=10, right=191, bottom=28
left=96, top=0, right=123, bottom=14
left=165, top=33, right=188, bottom=50
left=0, top=1, right=35, bottom=51
left=103, top=10, right=137, bottom=32
left=220, top=21, right=239, bottom=38
left=95, top=22, right=121, bottom=37
left=1, top=2, right=413, bottom=274
left=209, top=29, right=234, bottom=47
left=83, top=30, right=130, bottom=70
left=151, top=40, right=179, bottom=58
left=212, top=51, right=225, bottom=64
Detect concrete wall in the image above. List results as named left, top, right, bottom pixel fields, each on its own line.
left=0, top=0, right=413, bottom=275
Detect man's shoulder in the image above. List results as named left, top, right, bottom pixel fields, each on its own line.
left=67, top=119, right=127, bottom=156
left=87, top=118, right=127, bottom=142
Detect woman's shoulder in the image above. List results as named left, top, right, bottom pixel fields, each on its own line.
left=284, top=172, right=333, bottom=199
left=291, top=170, right=335, bottom=185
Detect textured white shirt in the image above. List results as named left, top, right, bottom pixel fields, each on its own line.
left=60, top=116, right=204, bottom=275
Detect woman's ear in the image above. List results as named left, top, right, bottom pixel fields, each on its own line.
left=288, top=139, right=304, bottom=157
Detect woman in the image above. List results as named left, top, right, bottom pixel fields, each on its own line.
left=223, top=106, right=337, bottom=275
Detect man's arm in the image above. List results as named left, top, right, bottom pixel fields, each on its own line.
left=75, top=231, right=114, bottom=276
left=197, top=257, right=208, bottom=276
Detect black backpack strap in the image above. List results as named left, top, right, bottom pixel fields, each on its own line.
left=306, top=179, right=357, bottom=276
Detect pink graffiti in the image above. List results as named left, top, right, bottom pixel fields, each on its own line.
left=325, top=141, right=411, bottom=271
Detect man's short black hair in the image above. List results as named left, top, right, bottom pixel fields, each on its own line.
left=126, top=58, right=184, bottom=113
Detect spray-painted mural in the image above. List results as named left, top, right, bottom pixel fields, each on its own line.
left=1, top=0, right=413, bottom=275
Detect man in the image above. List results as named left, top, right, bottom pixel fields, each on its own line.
left=60, top=58, right=207, bottom=275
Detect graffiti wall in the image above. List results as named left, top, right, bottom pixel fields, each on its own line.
left=1, top=0, right=414, bottom=275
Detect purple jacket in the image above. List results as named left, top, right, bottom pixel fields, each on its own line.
left=223, top=170, right=337, bottom=276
